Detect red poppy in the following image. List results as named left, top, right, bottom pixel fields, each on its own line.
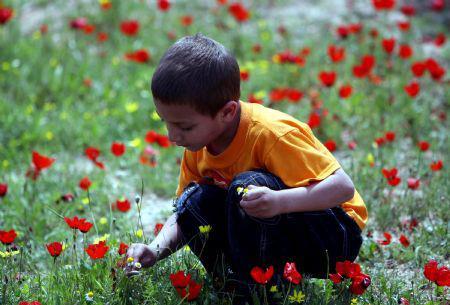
left=411, top=61, right=426, bottom=77
left=46, top=242, right=63, bottom=257
left=248, top=93, right=263, bottom=104
left=372, top=0, right=395, bottom=10
left=328, top=45, right=345, bottom=63
left=378, top=232, right=392, bottom=245
left=387, top=176, right=401, bottom=186
left=125, top=49, right=150, bottom=63
left=399, top=297, right=410, bottom=305
left=382, top=38, right=396, bottom=54
left=100, top=1, right=112, bottom=10
left=180, top=15, right=193, bottom=27
left=0, top=7, right=14, bottom=25
left=0, top=183, right=7, bottom=197
left=250, top=265, right=274, bottom=284
left=154, top=223, right=164, bottom=236
left=64, top=216, right=83, bottom=229
left=97, top=32, right=108, bottom=42
left=78, top=219, right=93, bottom=233
left=425, top=58, right=446, bottom=81
left=318, top=71, right=337, bottom=87
left=116, top=198, right=131, bottom=212
left=430, top=160, right=443, bottom=171
left=175, top=279, right=202, bottom=301
left=157, top=0, right=171, bottom=11
left=283, top=262, right=302, bottom=284
left=349, top=273, right=371, bottom=295
left=19, top=302, right=42, bottom=305
left=336, top=261, right=362, bottom=279
left=385, top=131, right=395, bottom=142
left=308, top=112, right=321, bottom=129
left=217, top=0, right=228, bottom=5
left=240, top=70, right=249, bottom=81
left=404, top=81, right=420, bottom=97
left=336, top=25, right=349, bottom=39
left=118, top=242, right=129, bottom=255
left=375, top=137, right=386, bottom=147
left=407, top=178, right=420, bottom=190
left=60, top=192, right=74, bottom=202
left=353, top=55, right=375, bottom=78
left=111, top=142, right=126, bottom=157
left=32, top=151, right=55, bottom=171
left=382, top=167, right=398, bottom=180
left=436, top=267, right=450, bottom=286
left=120, top=20, right=139, bottom=36
left=170, top=271, right=192, bottom=288
left=347, top=141, right=357, bottom=150
left=339, top=85, right=352, bottom=99
left=228, top=3, right=250, bottom=22
left=252, top=44, right=262, bottom=53
left=399, top=234, right=410, bottom=247
left=329, top=273, right=343, bottom=284
left=417, top=141, right=430, bottom=151
left=70, top=17, right=87, bottom=30
left=324, top=139, right=337, bottom=152
left=434, top=33, right=446, bottom=47
left=0, top=229, right=17, bottom=244
left=79, top=176, right=92, bottom=191
left=85, top=241, right=109, bottom=259
left=348, top=23, right=362, bottom=34
left=82, top=24, right=95, bottom=34
left=286, top=88, right=303, bottom=103
left=399, top=44, right=413, bottom=59
left=85, top=146, right=100, bottom=161
left=400, top=4, right=415, bottom=16
left=431, top=0, right=445, bottom=11
left=397, top=21, right=410, bottom=32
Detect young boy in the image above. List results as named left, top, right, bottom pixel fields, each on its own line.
left=126, top=33, right=367, bottom=301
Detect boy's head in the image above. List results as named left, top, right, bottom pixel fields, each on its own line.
left=151, top=33, right=240, bottom=117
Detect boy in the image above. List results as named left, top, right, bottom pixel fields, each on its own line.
left=126, top=34, right=367, bottom=301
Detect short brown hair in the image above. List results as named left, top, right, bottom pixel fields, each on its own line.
left=151, top=33, right=240, bottom=117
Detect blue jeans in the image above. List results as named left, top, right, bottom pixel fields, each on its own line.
left=175, top=169, right=362, bottom=298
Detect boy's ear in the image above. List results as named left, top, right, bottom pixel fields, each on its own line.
left=219, top=100, right=239, bottom=121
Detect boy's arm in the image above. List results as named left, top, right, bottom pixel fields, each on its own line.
left=240, top=168, right=355, bottom=218
left=125, top=213, right=184, bottom=274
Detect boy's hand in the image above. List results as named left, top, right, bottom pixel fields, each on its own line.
left=239, top=185, right=281, bottom=218
left=124, top=243, right=157, bottom=276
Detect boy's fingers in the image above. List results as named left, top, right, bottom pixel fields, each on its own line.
left=242, top=187, right=264, bottom=201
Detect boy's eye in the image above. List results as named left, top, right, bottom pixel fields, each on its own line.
left=180, top=127, right=193, bottom=131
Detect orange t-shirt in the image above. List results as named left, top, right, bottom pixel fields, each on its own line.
left=176, top=101, right=368, bottom=229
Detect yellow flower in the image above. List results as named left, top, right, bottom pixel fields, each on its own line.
left=94, top=234, right=110, bottom=244
left=366, top=153, right=375, bottom=165
left=99, top=217, right=108, bottom=225
left=183, top=245, right=191, bottom=252
left=199, top=225, right=212, bottom=234
left=2, top=160, right=9, bottom=169
left=236, top=187, right=248, bottom=196
left=45, top=131, right=53, bottom=141
left=254, top=90, right=267, bottom=100
left=351, top=298, right=358, bottom=305
left=151, top=110, right=160, bottom=121
left=0, top=250, right=20, bottom=258
left=135, top=229, right=143, bottom=238
left=135, top=262, right=142, bottom=269
left=288, top=289, right=305, bottom=303
left=129, top=138, right=142, bottom=148
left=125, top=102, right=139, bottom=113
left=82, top=197, right=90, bottom=205
left=127, top=257, right=134, bottom=263
left=85, top=291, right=94, bottom=302
left=269, top=285, right=278, bottom=293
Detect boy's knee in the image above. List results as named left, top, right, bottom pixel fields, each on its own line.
left=229, top=169, right=286, bottom=191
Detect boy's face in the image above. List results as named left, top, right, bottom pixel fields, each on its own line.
left=154, top=100, right=228, bottom=152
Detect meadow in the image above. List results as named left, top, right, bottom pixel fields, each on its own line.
left=0, top=0, right=449, bottom=304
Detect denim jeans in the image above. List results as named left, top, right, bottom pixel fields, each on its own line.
left=175, top=169, right=363, bottom=300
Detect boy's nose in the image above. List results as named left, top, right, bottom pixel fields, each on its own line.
left=167, top=128, right=181, bottom=143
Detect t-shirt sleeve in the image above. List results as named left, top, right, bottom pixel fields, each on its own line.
left=263, top=126, right=341, bottom=187
left=176, top=150, right=202, bottom=197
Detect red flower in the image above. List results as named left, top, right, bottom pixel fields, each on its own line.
left=387, top=176, right=401, bottom=186
left=283, top=262, right=302, bottom=284
left=424, top=260, right=439, bottom=282
left=180, top=15, right=193, bottom=27
left=252, top=44, right=262, bottom=53
left=118, top=242, right=129, bottom=255
left=430, top=160, right=443, bottom=171
left=353, top=55, right=375, bottom=78
left=79, top=176, right=92, bottom=191
left=324, top=139, right=337, bottom=152
left=78, top=219, right=93, bottom=233
left=381, top=38, right=396, bottom=54
left=339, top=85, right=352, bottom=99
left=0, top=7, right=14, bottom=25
left=250, top=265, right=274, bottom=284
left=125, top=49, right=150, bottom=63
left=286, top=88, right=303, bottom=103
left=382, top=168, right=398, bottom=180
left=228, top=3, right=250, bottom=22
left=378, top=232, right=392, bottom=245
left=329, top=273, right=343, bottom=284
left=111, top=142, right=126, bottom=157
left=372, top=0, right=395, bottom=10
left=399, top=44, right=413, bottom=59
left=97, top=32, right=108, bottom=42
left=328, top=45, right=345, bottom=63
left=318, top=71, right=337, bottom=87
left=120, top=20, right=140, bottom=36
left=425, top=58, right=446, bottom=81
left=0, top=183, right=7, bottom=197
left=46, top=242, right=63, bottom=257
left=417, top=141, right=430, bottom=151
left=154, top=223, right=164, bottom=236
left=400, top=4, right=415, bottom=16
left=308, top=112, right=321, bottom=129
left=397, top=21, right=410, bottom=32
left=175, top=279, right=203, bottom=301
left=411, top=61, right=426, bottom=77
left=116, top=198, right=131, bottom=212
left=157, top=135, right=171, bottom=148
left=336, top=25, right=349, bottom=39
left=436, top=266, right=450, bottom=286
left=82, top=24, right=95, bottom=34
left=407, top=178, right=420, bottom=190
left=64, top=216, right=83, bottom=229
left=240, top=70, right=249, bottom=81
left=385, top=131, right=395, bottom=142
left=399, top=297, right=410, bottom=305
left=434, top=33, right=446, bottom=47
left=19, top=302, right=42, bottom=305
left=157, top=0, right=171, bottom=11
left=85, top=146, right=100, bottom=161
left=0, top=229, right=17, bottom=245
left=347, top=141, right=357, bottom=150
left=349, top=273, right=371, bottom=295
left=32, top=151, right=55, bottom=171
left=85, top=241, right=109, bottom=259
left=70, top=17, right=87, bottom=30
left=404, top=81, right=420, bottom=97
left=431, top=0, right=445, bottom=11
left=170, top=271, right=191, bottom=288
left=399, top=234, right=410, bottom=247
left=336, top=261, right=361, bottom=279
